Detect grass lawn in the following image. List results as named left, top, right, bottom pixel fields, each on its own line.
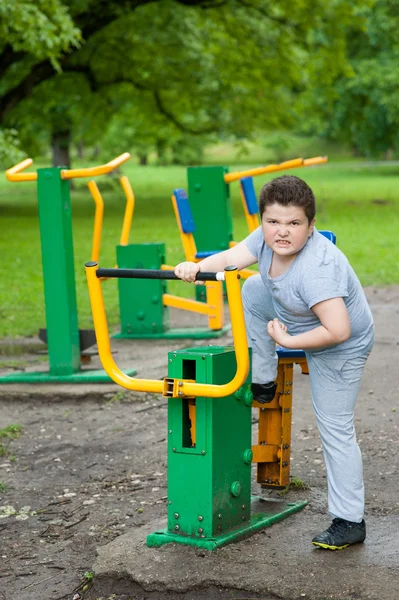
left=1, top=155, right=399, bottom=339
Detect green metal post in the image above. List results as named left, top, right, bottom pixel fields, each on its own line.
left=0, top=167, right=136, bottom=383
left=147, top=346, right=307, bottom=550
left=37, top=168, right=80, bottom=376
left=187, top=166, right=233, bottom=254
left=115, top=243, right=169, bottom=337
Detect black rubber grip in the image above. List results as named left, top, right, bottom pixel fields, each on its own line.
left=95, top=268, right=221, bottom=281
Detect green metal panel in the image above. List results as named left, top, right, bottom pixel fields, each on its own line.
left=114, top=243, right=231, bottom=340
left=37, top=168, right=80, bottom=376
left=187, top=166, right=233, bottom=253
left=116, top=243, right=169, bottom=336
left=166, top=346, right=252, bottom=540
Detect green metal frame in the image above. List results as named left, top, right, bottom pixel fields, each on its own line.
left=113, top=243, right=230, bottom=339
left=147, top=497, right=307, bottom=550
left=146, top=346, right=307, bottom=550
left=0, top=167, right=136, bottom=383
left=187, top=166, right=233, bottom=255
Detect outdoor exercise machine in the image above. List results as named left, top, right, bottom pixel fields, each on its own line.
left=0, top=154, right=137, bottom=383
left=186, top=156, right=328, bottom=255
left=85, top=261, right=308, bottom=549
left=88, top=172, right=229, bottom=339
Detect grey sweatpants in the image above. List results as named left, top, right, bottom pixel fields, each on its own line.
left=242, top=275, right=373, bottom=523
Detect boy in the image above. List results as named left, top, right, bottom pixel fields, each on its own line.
left=174, top=175, right=374, bottom=550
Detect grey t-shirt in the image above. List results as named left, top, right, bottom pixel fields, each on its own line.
left=244, top=227, right=374, bottom=356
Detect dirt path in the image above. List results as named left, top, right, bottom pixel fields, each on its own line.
left=0, top=286, right=398, bottom=600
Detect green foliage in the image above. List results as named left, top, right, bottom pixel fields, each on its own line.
left=0, top=0, right=81, bottom=66
left=0, top=425, right=22, bottom=461
left=278, top=476, right=310, bottom=496
left=263, top=134, right=293, bottom=163
left=0, top=128, right=26, bottom=168
left=1, top=0, right=373, bottom=163
left=0, top=424, right=22, bottom=440
left=300, top=0, right=399, bottom=157
left=0, top=481, right=7, bottom=492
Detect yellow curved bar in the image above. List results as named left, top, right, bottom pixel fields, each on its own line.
left=88, top=181, right=104, bottom=263
left=85, top=263, right=249, bottom=398
left=182, top=268, right=249, bottom=398
left=119, top=176, right=135, bottom=246
left=86, top=262, right=164, bottom=393
left=303, top=155, right=328, bottom=166
left=224, top=158, right=304, bottom=184
left=5, top=158, right=37, bottom=182
left=61, top=152, right=131, bottom=180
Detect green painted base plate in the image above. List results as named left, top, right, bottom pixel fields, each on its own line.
left=147, top=497, right=307, bottom=550
left=113, top=325, right=231, bottom=340
left=0, top=368, right=137, bottom=384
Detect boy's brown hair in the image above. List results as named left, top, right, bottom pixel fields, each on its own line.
left=259, top=175, right=316, bottom=222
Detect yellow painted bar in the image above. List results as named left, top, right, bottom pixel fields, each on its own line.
left=85, top=263, right=249, bottom=398
left=303, top=156, right=328, bottom=166
left=239, top=269, right=257, bottom=279
left=224, top=158, right=304, bottom=184
left=119, top=176, right=135, bottom=246
left=162, top=264, right=224, bottom=328
left=177, top=268, right=249, bottom=398
left=205, top=280, right=224, bottom=330
left=188, top=399, right=196, bottom=445
left=251, top=444, right=279, bottom=463
left=61, top=152, right=130, bottom=180
left=85, top=262, right=164, bottom=393
left=6, top=158, right=37, bottom=182
left=88, top=180, right=104, bottom=263
left=163, top=294, right=212, bottom=315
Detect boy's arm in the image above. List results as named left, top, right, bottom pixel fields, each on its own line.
left=267, top=297, right=351, bottom=350
left=175, top=241, right=257, bottom=282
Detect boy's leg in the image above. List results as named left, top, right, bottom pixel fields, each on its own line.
left=242, top=275, right=278, bottom=384
left=307, top=352, right=370, bottom=524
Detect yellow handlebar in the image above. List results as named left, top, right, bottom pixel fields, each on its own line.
left=303, top=156, right=328, bottom=166
left=6, top=153, right=131, bottom=183
left=5, top=158, right=37, bottom=182
left=224, top=158, right=304, bottom=184
left=224, top=155, right=328, bottom=184
left=61, top=153, right=131, bottom=180
left=85, top=263, right=250, bottom=398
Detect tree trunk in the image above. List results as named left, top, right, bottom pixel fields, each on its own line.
left=76, top=140, right=84, bottom=160
left=156, top=139, right=167, bottom=165
left=51, top=125, right=72, bottom=168
left=384, top=148, right=393, bottom=160
left=138, top=153, right=148, bottom=165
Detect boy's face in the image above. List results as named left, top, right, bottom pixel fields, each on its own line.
left=261, top=203, right=315, bottom=258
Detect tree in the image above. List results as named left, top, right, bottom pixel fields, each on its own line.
left=297, top=0, right=399, bottom=158
left=1, top=0, right=373, bottom=166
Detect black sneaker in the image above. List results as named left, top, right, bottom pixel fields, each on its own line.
left=312, top=518, right=366, bottom=550
left=251, top=382, right=277, bottom=404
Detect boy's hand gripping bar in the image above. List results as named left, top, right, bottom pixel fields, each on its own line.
left=85, top=262, right=249, bottom=399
